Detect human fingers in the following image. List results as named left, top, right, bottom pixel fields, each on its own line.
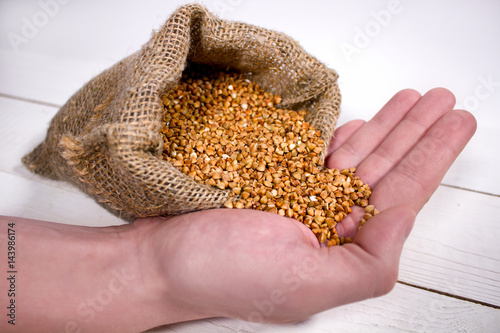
left=355, top=88, right=456, bottom=187
left=325, top=89, right=420, bottom=237
left=370, top=109, right=477, bottom=213
left=326, top=119, right=365, bottom=156
left=338, top=109, right=475, bottom=236
left=325, top=89, right=421, bottom=170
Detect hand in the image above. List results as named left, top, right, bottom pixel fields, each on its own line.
left=138, top=88, right=476, bottom=325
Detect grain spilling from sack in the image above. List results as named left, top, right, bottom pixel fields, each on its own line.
left=161, top=67, right=377, bottom=246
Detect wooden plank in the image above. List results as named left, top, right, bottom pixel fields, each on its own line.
left=441, top=125, right=500, bottom=195
left=151, top=282, right=500, bottom=333
left=400, top=185, right=500, bottom=307
left=0, top=171, right=124, bottom=227
left=0, top=97, right=58, bottom=174
left=0, top=49, right=107, bottom=107
left=2, top=0, right=500, bottom=119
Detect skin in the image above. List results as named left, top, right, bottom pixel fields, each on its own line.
left=0, top=88, right=476, bottom=333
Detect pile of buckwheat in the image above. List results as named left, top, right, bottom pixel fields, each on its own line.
left=161, top=67, right=378, bottom=246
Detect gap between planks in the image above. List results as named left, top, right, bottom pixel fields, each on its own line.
left=440, top=183, right=500, bottom=198
left=397, top=280, right=500, bottom=310
left=0, top=92, right=62, bottom=108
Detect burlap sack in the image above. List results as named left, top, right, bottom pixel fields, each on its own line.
left=22, top=4, right=341, bottom=221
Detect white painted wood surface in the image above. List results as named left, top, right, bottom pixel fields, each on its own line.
left=1, top=1, right=499, bottom=332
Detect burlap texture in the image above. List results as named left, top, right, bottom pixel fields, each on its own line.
left=22, top=4, right=341, bottom=221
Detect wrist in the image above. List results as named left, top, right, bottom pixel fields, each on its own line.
left=105, top=219, right=172, bottom=331
left=133, top=217, right=218, bottom=326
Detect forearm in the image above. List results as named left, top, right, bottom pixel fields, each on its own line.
left=0, top=215, right=179, bottom=333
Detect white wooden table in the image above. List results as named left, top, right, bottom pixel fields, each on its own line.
left=1, top=1, right=499, bottom=332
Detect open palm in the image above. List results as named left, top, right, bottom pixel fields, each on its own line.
left=142, top=88, right=476, bottom=325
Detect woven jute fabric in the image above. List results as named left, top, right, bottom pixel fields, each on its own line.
left=22, top=4, right=341, bottom=221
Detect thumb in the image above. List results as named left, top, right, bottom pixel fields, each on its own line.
left=308, top=206, right=417, bottom=310
left=355, top=205, right=416, bottom=257
left=352, top=206, right=416, bottom=296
